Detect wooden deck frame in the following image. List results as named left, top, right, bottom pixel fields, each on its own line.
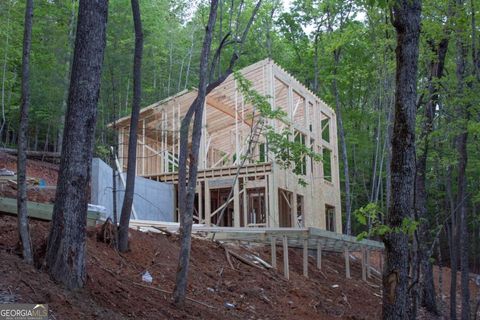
left=112, top=59, right=342, bottom=231
left=129, top=220, right=384, bottom=280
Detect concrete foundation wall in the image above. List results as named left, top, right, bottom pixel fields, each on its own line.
left=91, top=158, right=174, bottom=221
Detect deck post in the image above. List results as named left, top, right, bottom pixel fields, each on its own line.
left=316, top=240, right=322, bottom=269
left=205, top=180, right=211, bottom=226
left=344, top=246, right=351, bottom=279
left=271, top=236, right=277, bottom=269
left=303, top=239, right=308, bottom=278
left=242, top=178, right=247, bottom=227
left=233, top=180, right=240, bottom=227
left=142, top=119, right=146, bottom=175
left=366, top=248, right=371, bottom=278
left=379, top=251, right=384, bottom=273
left=283, top=235, right=289, bottom=280
left=361, top=247, right=366, bottom=281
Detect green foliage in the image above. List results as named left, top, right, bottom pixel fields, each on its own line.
left=235, top=71, right=322, bottom=185
left=94, top=144, right=110, bottom=163
left=1, top=0, right=479, bottom=258
left=354, top=203, right=419, bottom=241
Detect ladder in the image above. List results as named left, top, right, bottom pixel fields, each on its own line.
left=241, top=117, right=265, bottom=162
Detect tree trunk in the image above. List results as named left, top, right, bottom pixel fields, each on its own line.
left=446, top=165, right=459, bottom=320
left=45, top=0, right=108, bottom=290
left=0, top=3, right=12, bottom=141
left=456, top=118, right=469, bottom=320
left=42, top=124, right=50, bottom=157
left=33, top=125, right=39, bottom=151
left=452, top=0, right=471, bottom=317
left=184, top=35, right=194, bottom=90
left=57, top=0, right=76, bottom=154
left=454, top=0, right=470, bottom=314
left=17, top=0, right=34, bottom=265
left=415, top=37, right=449, bottom=316
left=111, top=147, right=119, bottom=248
left=332, top=49, right=352, bottom=235
left=471, top=0, right=479, bottom=81
left=172, top=0, right=261, bottom=306
left=173, top=0, right=219, bottom=306
left=118, top=0, right=143, bottom=253
left=382, top=0, right=421, bottom=319
left=167, top=41, right=173, bottom=96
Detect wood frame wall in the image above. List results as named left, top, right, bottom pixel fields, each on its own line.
left=113, top=59, right=342, bottom=232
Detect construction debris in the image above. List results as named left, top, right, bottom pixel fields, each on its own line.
left=142, top=271, right=153, bottom=283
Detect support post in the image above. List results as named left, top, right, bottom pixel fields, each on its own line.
left=303, top=239, right=308, bottom=278
left=198, top=182, right=203, bottom=223
left=317, top=240, right=322, bottom=269
left=242, top=178, right=248, bottom=227
left=118, top=128, right=124, bottom=169
left=292, top=191, right=297, bottom=227
left=283, top=235, right=289, bottom=280
left=233, top=180, right=240, bottom=227
left=344, top=246, right=350, bottom=279
left=205, top=180, right=211, bottom=226
left=142, top=119, right=146, bottom=175
left=361, top=247, right=366, bottom=281
left=379, top=251, right=384, bottom=272
left=366, top=249, right=371, bottom=278
left=271, top=236, right=277, bottom=269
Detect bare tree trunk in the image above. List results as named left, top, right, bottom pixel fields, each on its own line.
left=173, top=1, right=219, bottom=306
left=45, top=0, right=108, bottom=290
left=0, top=3, right=12, bottom=141
left=471, top=0, right=479, bottom=81
left=42, top=124, right=50, bottom=157
left=313, top=33, right=319, bottom=93
left=456, top=116, right=469, bottom=320
left=332, top=49, right=352, bottom=235
left=33, top=125, right=39, bottom=151
left=385, top=97, right=393, bottom=217
left=415, top=37, right=449, bottom=316
left=123, top=77, right=129, bottom=116
left=58, top=0, right=76, bottom=153
left=167, top=41, right=173, bottom=96
left=17, top=0, right=34, bottom=265
left=111, top=147, right=119, bottom=248
left=173, top=0, right=261, bottom=306
left=446, top=165, right=459, bottom=320
left=118, top=0, right=143, bottom=253
left=266, top=5, right=276, bottom=60
left=370, top=111, right=381, bottom=204
left=437, top=229, right=445, bottom=315
left=454, top=1, right=470, bottom=315
left=177, top=53, right=186, bottom=92
left=382, top=0, right=421, bottom=319
left=184, top=34, right=194, bottom=90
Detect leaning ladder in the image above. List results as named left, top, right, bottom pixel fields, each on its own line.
left=214, top=116, right=266, bottom=228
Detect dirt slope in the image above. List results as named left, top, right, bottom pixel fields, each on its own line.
left=0, top=214, right=382, bottom=319
left=0, top=152, right=57, bottom=203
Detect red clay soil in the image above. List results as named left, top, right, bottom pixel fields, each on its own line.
left=1, top=157, right=478, bottom=319
left=0, top=152, right=58, bottom=185
left=0, top=152, right=58, bottom=203
left=0, top=214, right=384, bottom=319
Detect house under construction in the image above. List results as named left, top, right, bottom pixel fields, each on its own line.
left=113, top=59, right=342, bottom=232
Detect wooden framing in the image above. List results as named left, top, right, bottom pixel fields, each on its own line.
left=112, top=59, right=342, bottom=231
left=130, top=220, right=385, bottom=280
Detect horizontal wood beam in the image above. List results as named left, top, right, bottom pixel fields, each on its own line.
left=0, top=197, right=100, bottom=227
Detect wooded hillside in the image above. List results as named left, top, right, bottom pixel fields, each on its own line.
left=1, top=0, right=480, bottom=318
